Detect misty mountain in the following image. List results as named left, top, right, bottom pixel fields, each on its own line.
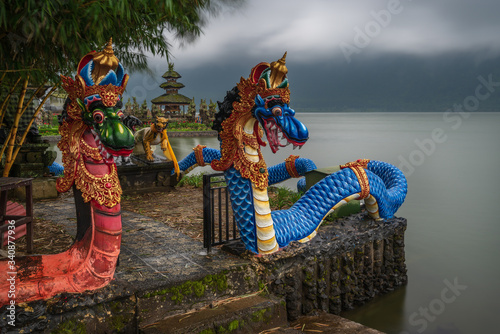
left=124, top=51, right=500, bottom=113
left=290, top=52, right=500, bottom=112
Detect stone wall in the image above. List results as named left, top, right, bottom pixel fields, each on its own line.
left=238, top=213, right=408, bottom=320
left=117, top=157, right=176, bottom=195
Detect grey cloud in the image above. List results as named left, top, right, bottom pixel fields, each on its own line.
left=122, top=0, right=500, bottom=111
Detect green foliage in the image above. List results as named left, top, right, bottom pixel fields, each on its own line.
left=1, top=0, right=244, bottom=84
left=39, top=125, right=59, bottom=136
left=167, top=120, right=213, bottom=131
left=199, top=330, right=215, bottom=334
left=269, top=187, right=303, bottom=210
left=227, top=320, right=240, bottom=331
left=177, top=173, right=204, bottom=188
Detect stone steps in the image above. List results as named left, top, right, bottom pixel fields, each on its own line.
left=140, top=294, right=287, bottom=334
left=139, top=295, right=383, bottom=334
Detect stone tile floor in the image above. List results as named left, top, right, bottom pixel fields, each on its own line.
left=34, top=196, right=248, bottom=291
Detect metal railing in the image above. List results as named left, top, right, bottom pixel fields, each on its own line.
left=203, top=173, right=239, bottom=252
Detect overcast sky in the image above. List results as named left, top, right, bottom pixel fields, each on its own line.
left=123, top=0, right=500, bottom=110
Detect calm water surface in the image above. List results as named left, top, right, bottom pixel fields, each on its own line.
left=50, top=112, right=500, bottom=333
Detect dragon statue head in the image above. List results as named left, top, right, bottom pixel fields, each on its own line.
left=250, top=53, right=309, bottom=153
left=57, top=38, right=135, bottom=206
left=212, top=53, right=309, bottom=189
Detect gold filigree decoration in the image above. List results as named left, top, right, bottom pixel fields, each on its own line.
left=57, top=41, right=126, bottom=207
left=74, top=160, right=122, bottom=207
left=60, top=76, right=85, bottom=121
left=269, top=52, right=288, bottom=88
left=340, top=159, right=371, bottom=199
left=84, top=83, right=125, bottom=107
left=91, top=38, right=119, bottom=85
left=194, top=145, right=207, bottom=166
left=285, top=155, right=301, bottom=178
left=210, top=65, right=291, bottom=190
left=80, top=138, right=103, bottom=161
left=56, top=120, right=87, bottom=193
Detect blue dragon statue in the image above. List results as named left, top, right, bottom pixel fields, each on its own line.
left=176, top=53, right=408, bottom=255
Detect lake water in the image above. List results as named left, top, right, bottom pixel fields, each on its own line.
left=49, top=112, right=500, bottom=333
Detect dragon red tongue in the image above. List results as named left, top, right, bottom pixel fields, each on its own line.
left=106, top=147, right=133, bottom=157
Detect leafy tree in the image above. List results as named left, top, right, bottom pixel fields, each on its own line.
left=0, top=0, right=243, bottom=176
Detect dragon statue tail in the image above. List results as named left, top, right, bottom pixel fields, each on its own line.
left=271, top=160, right=407, bottom=247
left=0, top=194, right=121, bottom=305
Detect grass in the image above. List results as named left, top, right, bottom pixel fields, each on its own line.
left=139, top=120, right=213, bottom=132
left=177, top=173, right=227, bottom=188
left=177, top=173, right=204, bottom=188
left=269, top=186, right=303, bottom=210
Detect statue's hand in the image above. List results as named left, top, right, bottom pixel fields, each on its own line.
left=122, top=115, right=142, bottom=133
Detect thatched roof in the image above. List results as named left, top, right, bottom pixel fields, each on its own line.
left=160, top=82, right=185, bottom=89
left=151, top=93, right=191, bottom=105
left=162, top=63, right=181, bottom=79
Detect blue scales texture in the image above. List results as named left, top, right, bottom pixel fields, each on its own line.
left=366, top=160, right=407, bottom=218
left=175, top=147, right=221, bottom=174
left=271, top=160, right=407, bottom=248
left=176, top=145, right=407, bottom=254
left=224, top=167, right=258, bottom=253
left=175, top=147, right=257, bottom=253
left=268, top=158, right=317, bottom=191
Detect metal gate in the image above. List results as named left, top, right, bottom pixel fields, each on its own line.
left=202, top=173, right=239, bottom=252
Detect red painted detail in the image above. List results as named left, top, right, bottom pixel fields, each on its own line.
left=106, top=147, right=133, bottom=156
left=0, top=197, right=122, bottom=306
left=254, top=121, right=267, bottom=147
left=250, top=62, right=270, bottom=84
left=82, top=158, right=111, bottom=175
left=77, top=53, right=95, bottom=75
left=82, top=131, right=98, bottom=148
left=2, top=201, right=26, bottom=246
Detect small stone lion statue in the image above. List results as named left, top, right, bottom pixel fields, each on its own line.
left=133, top=116, right=180, bottom=178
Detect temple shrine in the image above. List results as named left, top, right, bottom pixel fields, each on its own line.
left=151, top=63, right=191, bottom=117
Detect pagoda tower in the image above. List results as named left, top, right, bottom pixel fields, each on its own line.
left=151, top=63, right=191, bottom=116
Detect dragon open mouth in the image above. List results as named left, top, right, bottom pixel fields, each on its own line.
left=262, top=117, right=306, bottom=153
left=90, top=129, right=133, bottom=163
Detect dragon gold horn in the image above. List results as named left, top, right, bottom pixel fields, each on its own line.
left=269, top=52, right=288, bottom=88
left=91, top=37, right=119, bottom=84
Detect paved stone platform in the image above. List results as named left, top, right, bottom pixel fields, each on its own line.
left=34, top=196, right=248, bottom=291
left=1, top=195, right=405, bottom=333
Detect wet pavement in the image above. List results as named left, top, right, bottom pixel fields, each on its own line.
left=34, top=195, right=248, bottom=291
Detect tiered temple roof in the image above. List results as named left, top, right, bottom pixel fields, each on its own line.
left=151, top=63, right=191, bottom=112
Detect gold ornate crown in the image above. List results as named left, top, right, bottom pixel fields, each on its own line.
left=91, top=38, right=120, bottom=85
left=241, top=52, right=290, bottom=104
left=60, top=38, right=129, bottom=119
left=269, top=52, right=288, bottom=89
